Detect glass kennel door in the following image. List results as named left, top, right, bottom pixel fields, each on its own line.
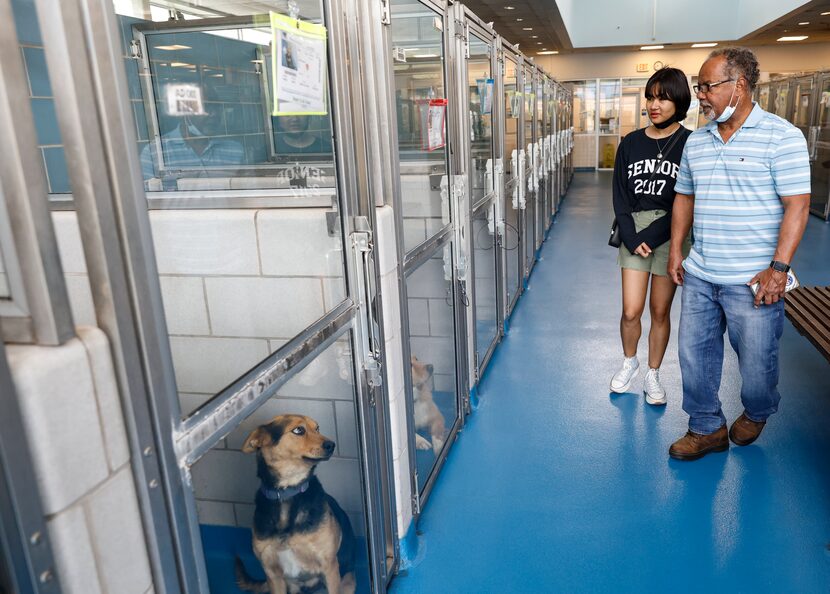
left=462, top=19, right=500, bottom=378
left=388, top=0, right=464, bottom=504
left=522, top=64, right=536, bottom=279
left=811, top=73, right=830, bottom=220
left=107, top=0, right=389, bottom=591
left=502, top=49, right=523, bottom=315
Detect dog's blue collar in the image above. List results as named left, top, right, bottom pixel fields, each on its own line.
left=259, top=480, right=310, bottom=502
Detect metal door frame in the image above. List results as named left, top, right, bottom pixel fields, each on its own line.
left=501, top=41, right=524, bottom=318
left=811, top=71, right=830, bottom=220
left=457, top=5, right=503, bottom=383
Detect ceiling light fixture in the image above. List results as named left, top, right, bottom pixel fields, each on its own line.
left=537, top=50, right=559, bottom=55
left=155, top=44, right=191, bottom=51
left=777, top=35, right=808, bottom=41
left=798, top=21, right=809, bottom=25
left=504, top=5, right=515, bottom=9
left=516, top=18, right=523, bottom=21
left=640, top=45, right=664, bottom=50
left=691, top=43, right=717, bottom=48
left=822, top=11, right=830, bottom=15
left=523, top=27, right=533, bottom=30
left=531, top=35, right=538, bottom=38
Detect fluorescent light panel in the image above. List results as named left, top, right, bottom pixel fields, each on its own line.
left=155, top=44, right=191, bottom=50
left=691, top=43, right=717, bottom=48
left=777, top=35, right=808, bottom=41
left=640, top=45, right=664, bottom=50
left=538, top=50, right=558, bottom=55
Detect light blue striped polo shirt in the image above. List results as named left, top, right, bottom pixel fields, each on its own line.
left=674, top=102, right=811, bottom=285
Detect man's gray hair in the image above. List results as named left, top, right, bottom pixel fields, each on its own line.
left=708, top=47, right=760, bottom=91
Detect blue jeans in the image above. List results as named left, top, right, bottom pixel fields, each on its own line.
left=679, top=273, right=784, bottom=435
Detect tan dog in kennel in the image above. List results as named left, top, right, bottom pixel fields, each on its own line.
left=411, top=355, right=447, bottom=455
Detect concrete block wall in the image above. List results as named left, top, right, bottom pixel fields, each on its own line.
left=50, top=207, right=364, bottom=538
left=6, top=327, right=153, bottom=594
left=400, top=173, right=449, bottom=251
left=374, top=206, right=412, bottom=537
left=405, top=245, right=457, bottom=395
left=574, top=134, right=598, bottom=168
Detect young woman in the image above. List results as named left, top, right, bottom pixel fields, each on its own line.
left=610, top=67, right=692, bottom=405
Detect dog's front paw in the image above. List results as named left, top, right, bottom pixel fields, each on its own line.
left=431, top=435, right=445, bottom=455
left=415, top=434, right=432, bottom=450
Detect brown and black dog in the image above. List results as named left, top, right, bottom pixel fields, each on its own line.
left=235, top=414, right=356, bottom=594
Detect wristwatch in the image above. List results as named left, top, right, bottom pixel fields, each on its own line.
left=770, top=260, right=790, bottom=273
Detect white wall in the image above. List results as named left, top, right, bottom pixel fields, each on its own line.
left=538, top=43, right=830, bottom=81
left=7, top=328, right=153, bottom=594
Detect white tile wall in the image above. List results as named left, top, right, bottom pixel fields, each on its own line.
left=427, top=298, right=454, bottom=337
left=46, top=505, right=103, bottom=594
left=64, top=274, right=96, bottom=326
left=7, top=340, right=110, bottom=515
left=402, top=218, right=426, bottom=249
left=406, top=259, right=448, bottom=299
left=149, top=210, right=260, bottom=275
left=77, top=327, right=130, bottom=472
left=380, top=271, right=401, bottom=341
left=52, top=211, right=87, bottom=273
left=400, top=176, right=442, bottom=218
left=374, top=206, right=397, bottom=276
left=197, top=500, right=237, bottom=525
left=168, top=336, right=269, bottom=394
left=84, top=467, right=153, bottom=594
left=205, top=276, right=325, bottom=339
left=406, top=298, right=430, bottom=337
left=334, top=400, right=359, bottom=459
left=159, top=276, right=211, bottom=335
left=257, top=210, right=345, bottom=277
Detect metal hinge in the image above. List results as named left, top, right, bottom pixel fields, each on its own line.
left=129, top=39, right=142, bottom=60
left=364, top=358, right=382, bottom=393
left=411, top=482, right=421, bottom=515
left=380, top=0, right=391, bottom=25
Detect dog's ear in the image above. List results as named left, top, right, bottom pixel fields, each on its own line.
left=242, top=426, right=273, bottom=453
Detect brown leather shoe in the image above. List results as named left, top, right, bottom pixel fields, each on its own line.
left=669, top=426, right=729, bottom=461
left=729, top=412, right=766, bottom=446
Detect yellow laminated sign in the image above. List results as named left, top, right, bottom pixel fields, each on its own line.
left=270, top=12, right=328, bottom=116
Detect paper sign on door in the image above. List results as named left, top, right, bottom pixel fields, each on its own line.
left=271, top=12, right=328, bottom=116
left=419, top=98, right=447, bottom=151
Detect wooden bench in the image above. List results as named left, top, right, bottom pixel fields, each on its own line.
left=784, top=286, right=830, bottom=364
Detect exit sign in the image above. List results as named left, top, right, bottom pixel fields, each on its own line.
left=636, top=63, right=650, bottom=72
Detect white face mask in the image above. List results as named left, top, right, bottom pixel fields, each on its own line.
left=705, top=83, right=739, bottom=123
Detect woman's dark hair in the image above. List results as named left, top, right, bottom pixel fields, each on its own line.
left=644, top=67, right=692, bottom=123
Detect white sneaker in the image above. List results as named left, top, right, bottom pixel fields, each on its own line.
left=610, top=356, right=639, bottom=393
left=643, top=368, right=667, bottom=406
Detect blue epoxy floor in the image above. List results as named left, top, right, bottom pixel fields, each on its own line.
left=389, top=172, right=830, bottom=593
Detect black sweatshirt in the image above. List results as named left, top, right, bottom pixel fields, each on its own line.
left=612, top=126, right=691, bottom=252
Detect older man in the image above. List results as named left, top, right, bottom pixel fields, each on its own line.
left=667, top=47, right=811, bottom=461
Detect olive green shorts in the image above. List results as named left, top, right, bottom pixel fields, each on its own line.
left=617, top=209, right=691, bottom=277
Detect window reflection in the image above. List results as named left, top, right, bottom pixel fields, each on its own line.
left=468, top=35, right=494, bottom=203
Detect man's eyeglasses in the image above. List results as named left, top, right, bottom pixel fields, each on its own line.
left=693, top=79, right=735, bottom=94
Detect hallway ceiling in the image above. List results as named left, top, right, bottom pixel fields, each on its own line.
left=473, top=0, right=830, bottom=55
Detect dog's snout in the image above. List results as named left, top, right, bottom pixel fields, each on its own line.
left=323, top=440, right=335, bottom=454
